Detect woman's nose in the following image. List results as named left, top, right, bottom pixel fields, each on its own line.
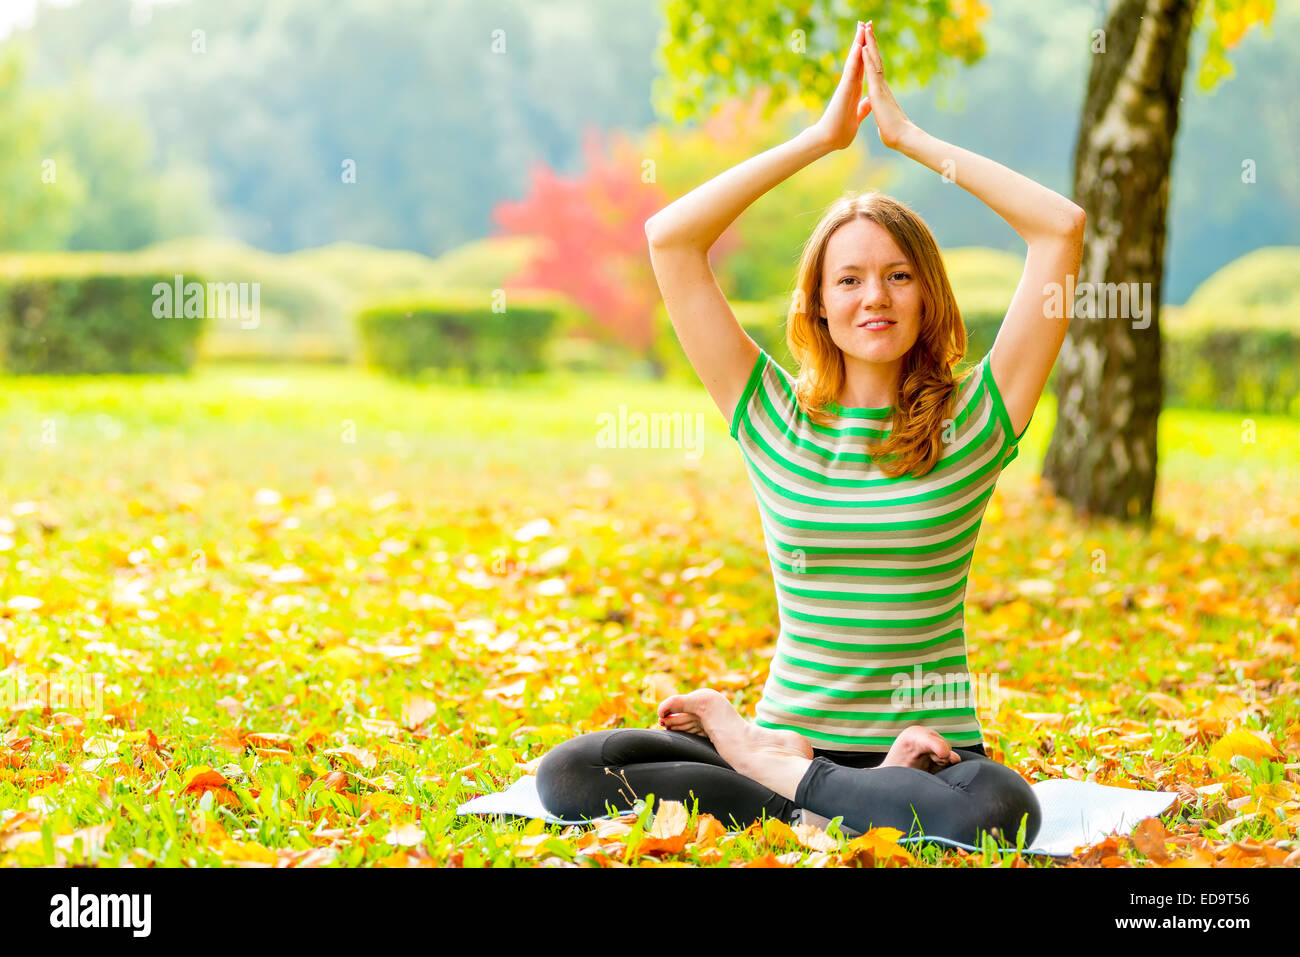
left=860, top=280, right=889, bottom=305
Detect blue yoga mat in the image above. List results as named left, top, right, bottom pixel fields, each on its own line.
left=456, top=773, right=1178, bottom=858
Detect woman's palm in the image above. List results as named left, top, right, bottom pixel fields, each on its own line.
left=815, top=21, right=873, bottom=151
left=814, top=21, right=912, bottom=152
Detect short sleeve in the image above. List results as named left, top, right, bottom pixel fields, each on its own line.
left=979, top=350, right=1032, bottom=465
left=729, top=348, right=772, bottom=441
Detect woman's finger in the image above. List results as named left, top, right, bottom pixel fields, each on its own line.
left=864, top=21, right=883, bottom=74
left=839, top=21, right=865, bottom=85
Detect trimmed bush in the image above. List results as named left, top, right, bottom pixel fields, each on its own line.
left=0, top=253, right=209, bottom=374
left=1177, top=247, right=1300, bottom=331
left=1164, top=327, right=1300, bottom=415
left=355, top=286, right=565, bottom=381
left=139, top=237, right=353, bottom=363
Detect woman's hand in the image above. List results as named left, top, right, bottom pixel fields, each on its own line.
left=807, top=21, right=874, bottom=152
left=860, top=20, right=917, bottom=151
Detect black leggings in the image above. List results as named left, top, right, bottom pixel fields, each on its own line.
left=536, top=728, right=1041, bottom=847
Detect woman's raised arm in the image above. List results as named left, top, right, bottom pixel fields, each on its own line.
left=859, top=20, right=1085, bottom=439
left=645, top=23, right=875, bottom=429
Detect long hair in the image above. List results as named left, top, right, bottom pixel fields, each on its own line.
left=786, top=191, right=970, bottom=479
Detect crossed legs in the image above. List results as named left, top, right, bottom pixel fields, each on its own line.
left=657, top=688, right=965, bottom=802
left=536, top=689, right=1041, bottom=846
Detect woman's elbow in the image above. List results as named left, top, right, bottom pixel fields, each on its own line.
left=1065, top=203, right=1086, bottom=234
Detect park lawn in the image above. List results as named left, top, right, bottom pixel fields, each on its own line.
left=0, top=362, right=1297, bottom=868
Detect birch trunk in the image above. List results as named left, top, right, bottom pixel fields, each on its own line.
left=1042, top=0, right=1197, bottom=524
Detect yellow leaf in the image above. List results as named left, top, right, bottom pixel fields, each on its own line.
left=1139, top=692, right=1186, bottom=718
left=221, top=840, right=277, bottom=864
left=640, top=673, right=677, bottom=705
left=244, top=732, right=294, bottom=751
left=1209, top=729, right=1278, bottom=763
left=763, top=818, right=798, bottom=848
left=840, top=827, right=915, bottom=867
left=400, top=695, right=437, bottom=730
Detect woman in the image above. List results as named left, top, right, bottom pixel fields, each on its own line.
left=537, top=21, right=1084, bottom=848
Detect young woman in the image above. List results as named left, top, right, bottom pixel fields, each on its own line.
left=536, top=21, right=1084, bottom=847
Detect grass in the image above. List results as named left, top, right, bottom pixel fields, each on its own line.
left=0, top=362, right=1297, bottom=867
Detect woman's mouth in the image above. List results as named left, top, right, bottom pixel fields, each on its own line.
left=858, top=319, right=896, bottom=330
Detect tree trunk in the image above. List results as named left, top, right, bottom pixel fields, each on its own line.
left=1041, top=0, right=1196, bottom=524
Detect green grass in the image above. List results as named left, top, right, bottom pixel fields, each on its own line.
left=0, top=363, right=1296, bottom=867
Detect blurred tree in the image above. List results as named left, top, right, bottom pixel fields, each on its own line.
left=0, top=44, right=217, bottom=252
left=13, top=0, right=663, bottom=256
left=1043, top=0, right=1273, bottom=523
left=493, top=128, right=673, bottom=365
left=0, top=45, right=82, bottom=249
left=43, top=76, right=217, bottom=250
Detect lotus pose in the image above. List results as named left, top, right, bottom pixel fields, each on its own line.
left=537, top=21, right=1084, bottom=847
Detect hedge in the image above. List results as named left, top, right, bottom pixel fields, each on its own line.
left=355, top=286, right=566, bottom=382
left=0, top=254, right=209, bottom=374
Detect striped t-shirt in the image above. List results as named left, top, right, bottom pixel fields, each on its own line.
left=728, top=347, right=1031, bottom=753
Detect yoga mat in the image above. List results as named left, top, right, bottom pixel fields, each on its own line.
left=455, top=774, right=1178, bottom=858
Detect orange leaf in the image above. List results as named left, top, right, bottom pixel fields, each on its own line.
left=400, top=695, right=438, bottom=730
left=323, top=744, right=377, bottom=770
left=840, top=827, right=915, bottom=867
left=182, top=766, right=230, bottom=791
left=1131, top=817, right=1172, bottom=864
left=245, top=732, right=294, bottom=751
left=763, top=818, right=799, bottom=848
left=640, top=673, right=678, bottom=704
left=695, top=815, right=727, bottom=847
left=314, top=770, right=350, bottom=792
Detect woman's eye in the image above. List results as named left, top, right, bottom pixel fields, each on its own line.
left=891, top=271, right=911, bottom=281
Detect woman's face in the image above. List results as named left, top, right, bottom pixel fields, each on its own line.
left=819, top=217, right=923, bottom=363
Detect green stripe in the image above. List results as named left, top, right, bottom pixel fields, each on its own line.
left=777, top=627, right=966, bottom=655
left=758, top=520, right=981, bottom=556
left=729, top=348, right=769, bottom=441
left=779, top=598, right=964, bottom=629
left=744, top=424, right=1002, bottom=509
left=770, top=670, right=971, bottom=700
left=766, top=546, right=975, bottom=577
left=775, top=649, right=970, bottom=677
left=776, top=572, right=968, bottom=604
left=752, top=479, right=997, bottom=532
left=744, top=375, right=997, bottom=489
left=768, top=356, right=984, bottom=451
left=761, top=700, right=977, bottom=721
left=752, top=721, right=982, bottom=747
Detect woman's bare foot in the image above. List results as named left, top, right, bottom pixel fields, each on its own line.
left=658, top=699, right=707, bottom=737
left=657, top=689, right=814, bottom=801
left=879, top=725, right=962, bottom=773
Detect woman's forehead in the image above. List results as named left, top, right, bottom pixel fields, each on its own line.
left=825, top=220, right=908, bottom=269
